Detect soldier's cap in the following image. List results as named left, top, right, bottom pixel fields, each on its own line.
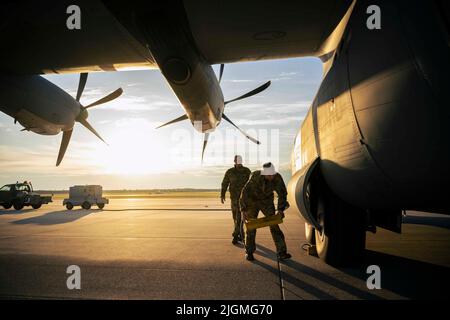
left=261, top=162, right=276, bottom=175
left=234, top=155, right=243, bottom=164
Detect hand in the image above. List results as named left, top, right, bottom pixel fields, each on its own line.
left=277, top=210, right=285, bottom=218
left=220, top=196, right=225, bottom=204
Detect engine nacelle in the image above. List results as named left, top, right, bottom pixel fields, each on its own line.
left=287, top=157, right=321, bottom=230
left=0, top=74, right=79, bottom=135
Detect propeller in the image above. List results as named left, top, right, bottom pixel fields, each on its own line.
left=219, top=65, right=268, bottom=145
left=218, top=64, right=225, bottom=83
left=222, top=114, right=260, bottom=145
left=56, top=73, right=123, bottom=166
left=224, top=80, right=271, bottom=105
left=202, top=132, right=210, bottom=163
left=156, top=64, right=270, bottom=163
left=156, top=114, right=188, bottom=129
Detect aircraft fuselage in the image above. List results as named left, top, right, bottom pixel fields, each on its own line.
left=289, top=0, right=450, bottom=221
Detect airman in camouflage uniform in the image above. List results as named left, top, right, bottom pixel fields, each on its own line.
left=221, top=155, right=251, bottom=244
left=240, top=162, right=291, bottom=261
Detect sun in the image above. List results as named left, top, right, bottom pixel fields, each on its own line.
left=93, top=119, right=174, bottom=175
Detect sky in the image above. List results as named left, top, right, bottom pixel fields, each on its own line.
left=0, top=58, right=322, bottom=190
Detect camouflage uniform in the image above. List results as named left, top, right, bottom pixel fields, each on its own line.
left=240, top=171, right=288, bottom=254
left=221, top=165, right=251, bottom=240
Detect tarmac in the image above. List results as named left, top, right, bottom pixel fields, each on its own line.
left=0, top=198, right=449, bottom=299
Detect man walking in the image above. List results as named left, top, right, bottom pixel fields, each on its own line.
left=221, top=155, right=251, bottom=244
left=240, top=162, right=291, bottom=261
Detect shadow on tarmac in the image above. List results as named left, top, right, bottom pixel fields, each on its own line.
left=11, top=209, right=98, bottom=225
left=403, top=215, right=450, bottom=230
left=254, top=244, right=450, bottom=299
left=9, top=207, right=229, bottom=225
left=0, top=209, right=35, bottom=215
left=345, top=250, right=450, bottom=299
left=255, top=244, right=381, bottom=299
left=102, top=208, right=230, bottom=212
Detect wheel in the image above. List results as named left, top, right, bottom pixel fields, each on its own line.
left=81, top=201, right=91, bottom=210
left=32, top=203, right=42, bottom=209
left=2, top=203, right=12, bottom=210
left=66, top=203, right=74, bottom=210
left=304, top=182, right=316, bottom=244
left=305, top=223, right=316, bottom=244
left=97, top=203, right=105, bottom=209
left=13, top=200, right=24, bottom=211
left=314, top=191, right=366, bottom=267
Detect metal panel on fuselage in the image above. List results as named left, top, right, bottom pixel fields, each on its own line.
left=314, top=37, right=390, bottom=210
left=292, top=107, right=317, bottom=174
left=346, top=0, right=450, bottom=211
left=296, top=0, right=450, bottom=212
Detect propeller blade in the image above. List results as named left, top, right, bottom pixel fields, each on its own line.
left=76, top=73, right=88, bottom=102
left=84, top=88, right=123, bottom=109
left=202, top=132, right=210, bottom=163
left=78, top=118, right=108, bottom=145
left=219, top=64, right=225, bottom=83
left=224, top=81, right=271, bottom=105
left=222, top=113, right=260, bottom=144
left=156, top=114, right=189, bottom=129
left=56, top=129, right=73, bottom=166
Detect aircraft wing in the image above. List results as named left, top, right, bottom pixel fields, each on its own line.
left=0, top=1, right=157, bottom=75
left=183, top=0, right=352, bottom=64
left=0, top=0, right=352, bottom=75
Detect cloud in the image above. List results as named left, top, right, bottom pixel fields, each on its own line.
left=0, top=122, right=12, bottom=132
left=126, top=83, right=142, bottom=87
left=231, top=116, right=303, bottom=126
left=271, top=77, right=292, bottom=82
left=224, top=79, right=256, bottom=83
left=112, top=117, right=158, bottom=128
left=87, top=95, right=177, bottom=112
left=279, top=72, right=298, bottom=76
left=225, top=102, right=310, bottom=121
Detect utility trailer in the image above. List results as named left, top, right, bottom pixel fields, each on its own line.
left=63, top=185, right=109, bottom=210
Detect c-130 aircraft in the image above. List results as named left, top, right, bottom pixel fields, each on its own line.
left=0, top=0, right=448, bottom=265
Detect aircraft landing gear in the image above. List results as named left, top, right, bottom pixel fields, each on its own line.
left=313, top=190, right=366, bottom=267
left=304, top=222, right=316, bottom=244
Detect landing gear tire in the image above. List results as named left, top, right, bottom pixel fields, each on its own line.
left=304, top=181, right=316, bottom=245
left=66, top=203, right=74, bottom=210
left=82, top=202, right=91, bottom=210
left=32, top=203, right=42, bottom=209
left=314, top=192, right=366, bottom=267
left=2, top=203, right=12, bottom=210
left=13, top=200, right=24, bottom=211
left=305, top=223, right=316, bottom=244
left=97, top=203, right=105, bottom=209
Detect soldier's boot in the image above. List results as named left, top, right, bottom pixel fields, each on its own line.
left=278, top=251, right=292, bottom=260
left=245, top=253, right=255, bottom=261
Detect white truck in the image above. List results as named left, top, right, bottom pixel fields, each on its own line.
left=63, top=185, right=109, bottom=210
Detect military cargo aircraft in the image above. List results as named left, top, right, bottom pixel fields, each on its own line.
left=0, top=0, right=448, bottom=265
